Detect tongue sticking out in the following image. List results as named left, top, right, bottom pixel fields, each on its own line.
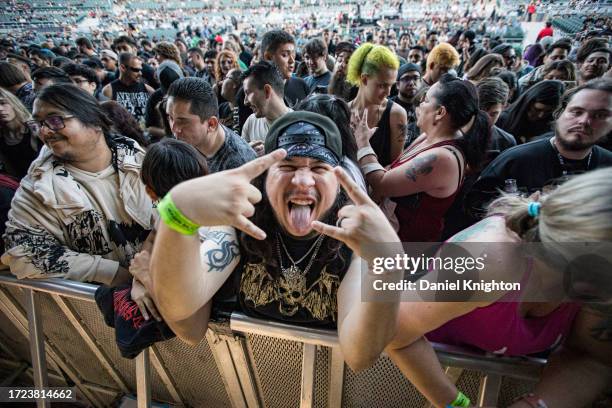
left=289, top=204, right=312, bottom=232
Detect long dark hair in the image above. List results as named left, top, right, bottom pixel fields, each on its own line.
left=100, top=101, right=148, bottom=147
left=238, top=173, right=350, bottom=279
left=434, top=74, right=491, bottom=170
left=295, top=94, right=358, bottom=161
left=37, top=83, right=113, bottom=133
left=497, top=79, right=565, bottom=139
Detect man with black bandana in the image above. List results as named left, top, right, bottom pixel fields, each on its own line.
left=467, top=79, right=612, bottom=218
left=136, top=111, right=404, bottom=372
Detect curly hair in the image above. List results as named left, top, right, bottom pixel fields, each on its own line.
left=346, top=43, right=399, bottom=86
left=214, top=50, right=240, bottom=82
left=426, top=43, right=461, bottom=70
left=153, top=42, right=182, bottom=67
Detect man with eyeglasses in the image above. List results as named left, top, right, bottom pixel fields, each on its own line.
left=102, top=53, right=154, bottom=124
left=391, top=63, right=421, bottom=146
left=62, top=63, right=107, bottom=102
left=2, top=84, right=153, bottom=285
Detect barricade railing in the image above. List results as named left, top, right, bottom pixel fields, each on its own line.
left=0, top=272, right=544, bottom=408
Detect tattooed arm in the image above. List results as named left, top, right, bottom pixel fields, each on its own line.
left=150, top=226, right=240, bottom=344
left=507, top=306, right=612, bottom=408
left=388, top=104, right=408, bottom=163
left=360, top=147, right=463, bottom=201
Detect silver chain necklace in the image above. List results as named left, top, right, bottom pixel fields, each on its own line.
left=550, top=137, right=592, bottom=176
left=276, top=233, right=325, bottom=276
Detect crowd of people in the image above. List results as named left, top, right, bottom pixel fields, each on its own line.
left=1, top=1, right=612, bottom=406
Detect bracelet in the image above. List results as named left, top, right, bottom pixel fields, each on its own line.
left=361, top=162, right=385, bottom=175
left=357, top=146, right=377, bottom=161
left=517, top=393, right=548, bottom=408
left=447, top=391, right=470, bottom=408
left=157, top=193, right=200, bottom=235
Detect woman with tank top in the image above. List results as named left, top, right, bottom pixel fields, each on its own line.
left=347, top=43, right=407, bottom=167
left=356, top=74, right=491, bottom=242
left=384, top=168, right=612, bottom=408
left=0, top=88, right=40, bottom=179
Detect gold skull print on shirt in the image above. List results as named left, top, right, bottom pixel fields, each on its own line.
left=240, top=262, right=340, bottom=322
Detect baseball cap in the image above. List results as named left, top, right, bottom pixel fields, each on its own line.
left=397, top=62, right=421, bottom=80
left=157, top=60, right=184, bottom=93
left=265, top=111, right=342, bottom=166
left=100, top=49, right=118, bottom=61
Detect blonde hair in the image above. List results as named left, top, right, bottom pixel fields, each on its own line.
left=426, top=43, right=460, bottom=70
left=488, top=168, right=612, bottom=244
left=0, top=87, right=31, bottom=131
left=346, top=43, right=399, bottom=86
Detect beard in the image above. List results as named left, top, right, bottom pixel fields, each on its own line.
left=555, top=124, right=597, bottom=151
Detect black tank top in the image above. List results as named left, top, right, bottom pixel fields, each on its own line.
left=110, top=79, right=149, bottom=123
left=369, top=98, right=394, bottom=167
left=0, top=130, right=39, bottom=179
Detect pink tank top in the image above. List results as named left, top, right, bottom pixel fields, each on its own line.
left=426, top=259, right=582, bottom=356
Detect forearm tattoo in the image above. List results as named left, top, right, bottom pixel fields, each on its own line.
left=204, top=231, right=240, bottom=272
left=405, top=153, right=436, bottom=182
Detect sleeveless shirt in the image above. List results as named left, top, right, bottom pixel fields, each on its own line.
left=369, top=98, right=394, bottom=167
left=391, top=139, right=465, bottom=242
left=110, top=79, right=149, bottom=123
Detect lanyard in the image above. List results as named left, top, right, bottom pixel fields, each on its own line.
left=549, top=137, right=592, bottom=176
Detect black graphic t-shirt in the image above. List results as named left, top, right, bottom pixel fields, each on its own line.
left=215, top=234, right=353, bottom=329
left=110, top=79, right=150, bottom=123
left=467, top=137, right=612, bottom=216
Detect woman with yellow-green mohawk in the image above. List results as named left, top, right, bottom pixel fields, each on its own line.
left=347, top=43, right=408, bottom=167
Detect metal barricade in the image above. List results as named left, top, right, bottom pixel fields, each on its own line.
left=0, top=273, right=544, bottom=407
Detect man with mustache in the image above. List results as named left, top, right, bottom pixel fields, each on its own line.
left=467, top=78, right=612, bottom=217
left=2, top=84, right=152, bottom=285
left=138, top=111, right=404, bottom=372
left=391, top=63, right=422, bottom=146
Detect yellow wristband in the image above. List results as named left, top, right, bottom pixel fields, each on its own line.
left=157, top=193, right=200, bottom=235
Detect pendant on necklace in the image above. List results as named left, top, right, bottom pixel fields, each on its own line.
left=282, top=264, right=303, bottom=280
left=280, top=265, right=307, bottom=293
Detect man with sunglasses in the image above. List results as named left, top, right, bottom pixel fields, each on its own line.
left=3, top=84, right=153, bottom=285
left=102, top=53, right=154, bottom=124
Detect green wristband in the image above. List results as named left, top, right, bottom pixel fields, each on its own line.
left=157, top=193, right=200, bottom=235
left=450, top=391, right=470, bottom=408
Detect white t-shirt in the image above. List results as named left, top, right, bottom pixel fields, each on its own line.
left=241, top=108, right=293, bottom=143
left=65, top=164, right=145, bottom=267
